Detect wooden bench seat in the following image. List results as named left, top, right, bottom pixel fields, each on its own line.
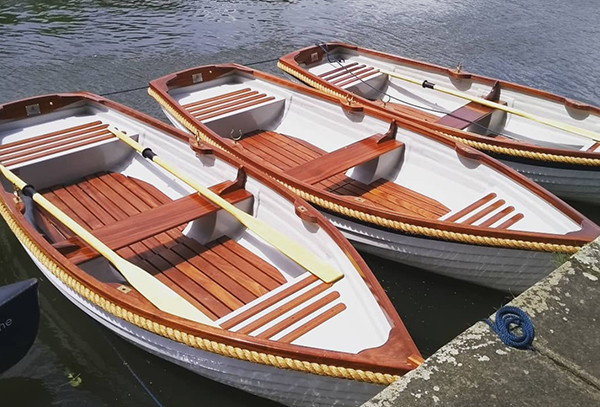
left=56, top=185, right=252, bottom=264
left=39, top=171, right=285, bottom=320
left=0, top=121, right=114, bottom=167
left=237, top=129, right=450, bottom=220
left=319, top=63, right=380, bottom=88
left=219, top=274, right=345, bottom=343
left=285, top=132, right=404, bottom=185
left=183, top=87, right=275, bottom=122
left=444, top=192, right=524, bottom=229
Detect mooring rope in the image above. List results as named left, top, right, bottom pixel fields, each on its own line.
left=100, top=57, right=280, bottom=97
left=484, top=306, right=535, bottom=350
left=314, top=42, right=520, bottom=141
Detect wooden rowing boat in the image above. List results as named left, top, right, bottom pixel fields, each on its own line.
left=0, top=92, right=421, bottom=406
left=0, top=278, right=39, bottom=375
left=148, top=64, right=600, bottom=293
left=278, top=43, right=600, bottom=204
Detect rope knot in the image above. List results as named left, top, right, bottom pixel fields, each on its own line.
left=485, top=306, right=535, bottom=350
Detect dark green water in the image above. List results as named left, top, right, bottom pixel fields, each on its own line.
left=1, top=0, right=599, bottom=405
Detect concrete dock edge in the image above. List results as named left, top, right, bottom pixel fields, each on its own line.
left=364, top=238, right=600, bottom=406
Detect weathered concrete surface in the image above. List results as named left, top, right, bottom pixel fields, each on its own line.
left=364, top=239, right=600, bottom=406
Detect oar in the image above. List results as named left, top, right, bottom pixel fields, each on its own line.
left=379, top=69, right=600, bottom=142
left=0, top=165, right=217, bottom=327
left=108, top=126, right=344, bottom=284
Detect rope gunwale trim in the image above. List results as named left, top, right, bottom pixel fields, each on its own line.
left=149, top=86, right=580, bottom=254
left=0, top=199, right=400, bottom=385
left=278, top=63, right=600, bottom=167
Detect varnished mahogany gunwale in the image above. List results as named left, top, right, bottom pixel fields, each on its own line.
left=149, top=65, right=599, bottom=246
left=0, top=92, right=419, bottom=375
left=279, top=43, right=600, bottom=163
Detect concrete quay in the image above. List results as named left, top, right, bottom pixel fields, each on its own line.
left=364, top=238, right=600, bottom=406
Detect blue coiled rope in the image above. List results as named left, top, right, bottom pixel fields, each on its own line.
left=485, top=306, right=535, bottom=350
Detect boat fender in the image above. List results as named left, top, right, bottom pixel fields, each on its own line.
left=142, top=148, right=157, bottom=160
left=422, top=80, right=435, bottom=89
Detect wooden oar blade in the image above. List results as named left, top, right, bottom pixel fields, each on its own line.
left=111, top=257, right=218, bottom=326
left=244, top=216, right=344, bottom=284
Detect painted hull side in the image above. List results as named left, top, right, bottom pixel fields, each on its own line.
left=325, top=214, right=559, bottom=294
left=21, top=245, right=384, bottom=407
left=500, top=158, right=600, bottom=205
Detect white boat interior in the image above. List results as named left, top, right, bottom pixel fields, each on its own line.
left=301, top=48, right=600, bottom=152
left=0, top=99, right=398, bottom=353
left=163, top=70, right=586, bottom=238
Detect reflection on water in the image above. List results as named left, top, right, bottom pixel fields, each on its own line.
left=1, top=0, right=599, bottom=406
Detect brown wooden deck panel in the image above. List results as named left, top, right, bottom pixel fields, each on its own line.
left=373, top=101, right=439, bottom=123
left=220, top=275, right=318, bottom=330
left=184, top=88, right=276, bottom=122
left=435, top=102, right=495, bottom=130
left=479, top=206, right=515, bottom=227
left=182, top=88, right=252, bottom=109
left=256, top=292, right=341, bottom=339
left=0, top=121, right=114, bottom=167
left=335, top=68, right=380, bottom=88
left=445, top=193, right=497, bottom=222
left=319, top=62, right=359, bottom=78
left=40, top=172, right=286, bottom=319
left=237, top=283, right=331, bottom=335
left=285, top=134, right=404, bottom=185
left=279, top=303, right=347, bottom=344
left=497, top=213, right=525, bottom=229
left=237, top=130, right=450, bottom=220
left=327, top=64, right=367, bottom=82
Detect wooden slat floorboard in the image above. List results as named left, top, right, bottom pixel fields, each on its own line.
left=237, top=129, right=450, bottom=220
left=40, top=171, right=286, bottom=319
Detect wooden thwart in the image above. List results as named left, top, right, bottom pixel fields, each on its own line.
left=285, top=132, right=404, bottom=185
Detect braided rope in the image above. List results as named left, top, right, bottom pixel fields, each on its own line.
left=0, top=199, right=399, bottom=385
left=148, top=86, right=580, bottom=254
left=278, top=63, right=600, bottom=167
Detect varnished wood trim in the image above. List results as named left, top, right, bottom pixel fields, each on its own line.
left=319, top=62, right=359, bottom=78
left=3, top=133, right=113, bottom=166
left=0, top=121, right=103, bottom=152
left=462, top=199, right=505, bottom=224
left=326, top=64, right=367, bottom=82
left=187, top=91, right=259, bottom=114
left=182, top=88, right=252, bottom=109
left=193, top=96, right=275, bottom=122
left=256, top=292, right=340, bottom=339
left=237, top=282, right=330, bottom=334
left=497, top=213, right=525, bottom=229
left=285, top=134, right=404, bottom=185
left=279, top=303, right=346, bottom=343
left=220, top=275, right=317, bottom=330
left=445, top=193, right=497, bottom=222
left=188, top=92, right=265, bottom=115
left=479, top=206, right=515, bottom=228
left=336, top=69, right=380, bottom=88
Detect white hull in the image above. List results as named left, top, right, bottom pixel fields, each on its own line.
left=325, top=214, right=558, bottom=293
left=501, top=158, right=600, bottom=205
left=22, top=245, right=384, bottom=407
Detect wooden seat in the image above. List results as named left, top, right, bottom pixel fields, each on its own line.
left=237, top=130, right=450, bottom=220
left=55, top=182, right=253, bottom=264
left=183, top=87, right=275, bottom=121
left=37, top=171, right=286, bottom=320
left=445, top=192, right=524, bottom=229
left=435, top=82, right=503, bottom=130
left=0, top=121, right=113, bottom=167
left=219, top=274, right=346, bottom=343
left=285, top=132, right=404, bottom=185
left=319, top=63, right=380, bottom=88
